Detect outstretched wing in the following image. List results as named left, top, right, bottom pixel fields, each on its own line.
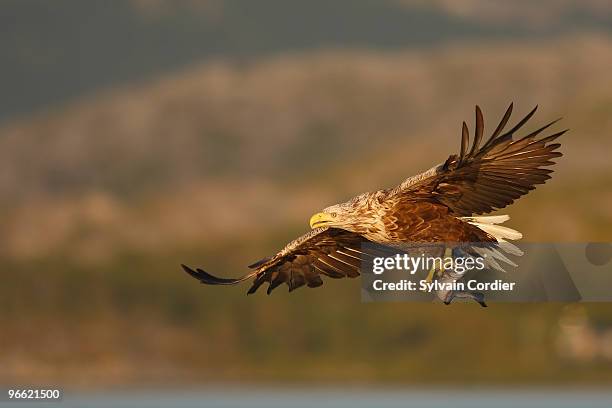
left=182, top=228, right=392, bottom=295
left=390, top=104, right=566, bottom=216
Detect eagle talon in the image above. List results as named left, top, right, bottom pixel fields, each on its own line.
left=443, top=290, right=488, bottom=307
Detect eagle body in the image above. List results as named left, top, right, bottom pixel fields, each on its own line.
left=182, top=104, right=566, bottom=305
left=315, top=191, right=491, bottom=244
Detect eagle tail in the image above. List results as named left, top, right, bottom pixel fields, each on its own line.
left=461, top=215, right=523, bottom=241
left=460, top=215, right=524, bottom=272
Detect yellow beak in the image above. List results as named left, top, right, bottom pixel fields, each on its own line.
left=309, top=212, right=334, bottom=229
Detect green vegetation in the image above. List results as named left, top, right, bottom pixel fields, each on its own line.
left=3, top=237, right=612, bottom=386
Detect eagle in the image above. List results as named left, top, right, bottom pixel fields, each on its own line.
left=182, top=104, right=565, bottom=306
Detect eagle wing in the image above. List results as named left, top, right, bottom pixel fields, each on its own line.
left=390, top=104, right=566, bottom=216
left=182, top=227, right=394, bottom=294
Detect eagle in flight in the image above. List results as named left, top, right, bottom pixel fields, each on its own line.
left=182, top=104, right=565, bottom=306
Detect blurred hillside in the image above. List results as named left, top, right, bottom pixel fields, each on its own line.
left=1, top=35, right=612, bottom=262
left=2, top=33, right=612, bottom=387
left=4, top=0, right=612, bottom=122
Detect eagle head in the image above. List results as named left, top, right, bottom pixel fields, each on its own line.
left=309, top=194, right=376, bottom=231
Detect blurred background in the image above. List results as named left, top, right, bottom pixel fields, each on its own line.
left=2, top=0, right=612, bottom=399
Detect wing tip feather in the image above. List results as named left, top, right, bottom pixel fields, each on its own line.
left=181, top=263, right=247, bottom=285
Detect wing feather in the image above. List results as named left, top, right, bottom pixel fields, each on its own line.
left=469, top=106, right=484, bottom=156
left=391, top=104, right=566, bottom=216
left=459, top=121, right=469, bottom=164
left=182, top=227, right=384, bottom=294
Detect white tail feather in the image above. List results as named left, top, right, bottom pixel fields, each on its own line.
left=498, top=240, right=524, bottom=256
left=472, top=247, right=506, bottom=273
left=461, top=215, right=509, bottom=225
left=488, top=247, right=518, bottom=267
left=458, top=215, right=524, bottom=273
left=475, top=223, right=523, bottom=241
left=460, top=215, right=523, bottom=241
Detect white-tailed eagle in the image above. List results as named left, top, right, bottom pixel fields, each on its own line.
left=182, top=104, right=565, bottom=306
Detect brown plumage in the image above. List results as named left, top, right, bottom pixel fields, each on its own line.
left=182, top=104, right=566, bottom=299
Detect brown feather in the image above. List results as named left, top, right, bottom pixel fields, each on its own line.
left=469, top=105, right=484, bottom=156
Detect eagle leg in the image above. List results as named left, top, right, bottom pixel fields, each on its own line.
left=423, top=265, right=437, bottom=286
left=423, top=247, right=452, bottom=287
